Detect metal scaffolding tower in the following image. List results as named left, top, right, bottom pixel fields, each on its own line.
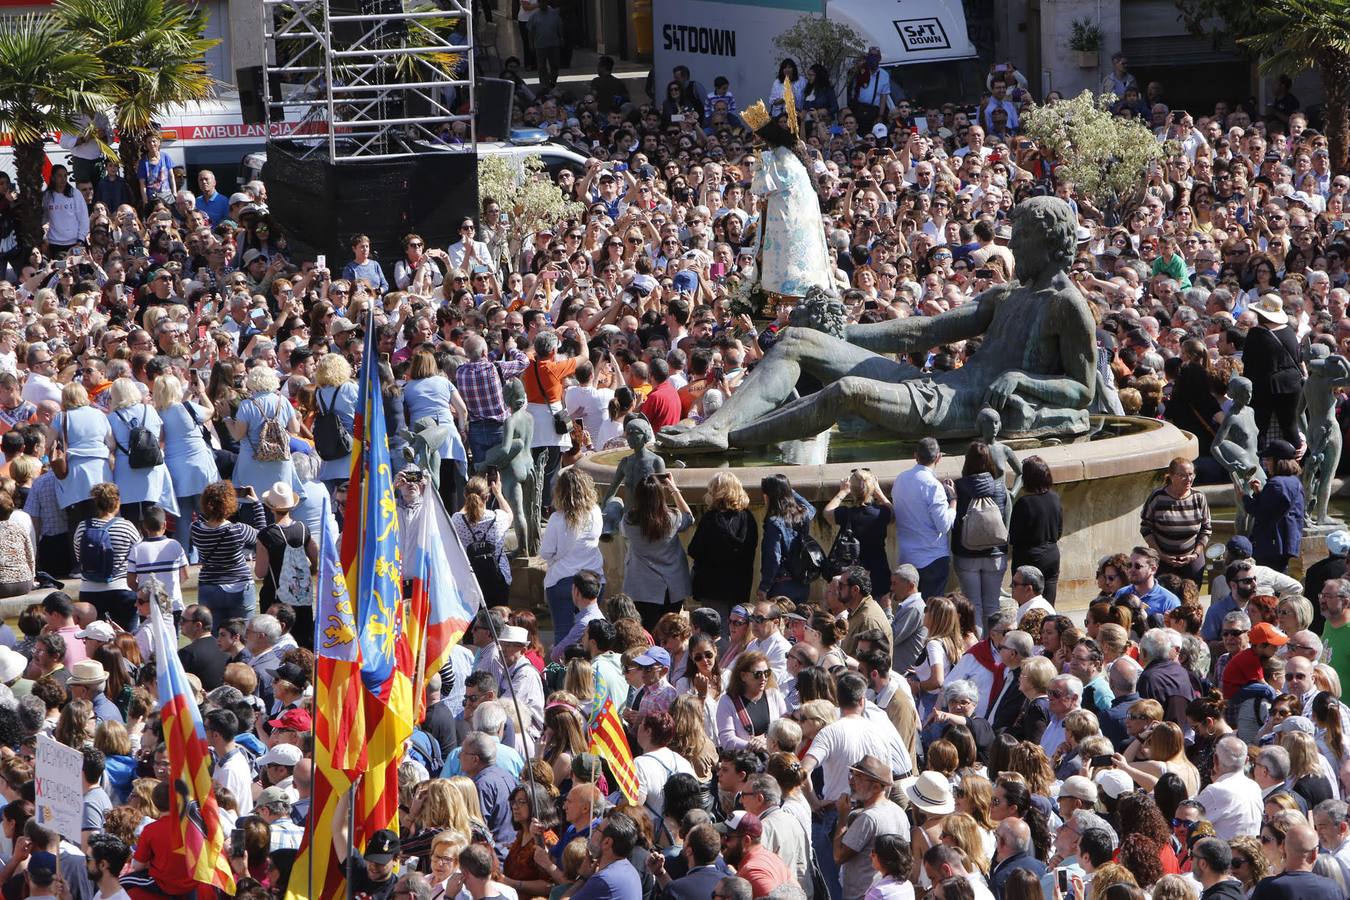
left=261, top=0, right=476, bottom=162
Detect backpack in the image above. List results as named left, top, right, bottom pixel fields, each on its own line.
left=79, top=519, right=118, bottom=582
left=463, top=514, right=508, bottom=602
left=116, top=406, right=163, bottom=469
left=313, top=388, right=353, bottom=461
left=826, top=523, right=861, bottom=577
left=406, top=728, right=444, bottom=774
left=960, top=495, right=1009, bottom=551
left=250, top=398, right=291, bottom=462
left=786, top=522, right=826, bottom=584
left=269, top=523, right=313, bottom=607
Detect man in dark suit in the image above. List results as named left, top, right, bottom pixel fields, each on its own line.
left=989, top=818, right=1047, bottom=899
left=1101, top=655, right=1143, bottom=750
left=177, top=605, right=227, bottom=691
left=653, top=823, right=727, bottom=900
left=888, top=564, right=929, bottom=674
left=988, top=629, right=1033, bottom=731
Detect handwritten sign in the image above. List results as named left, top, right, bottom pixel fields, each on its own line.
left=35, top=734, right=83, bottom=843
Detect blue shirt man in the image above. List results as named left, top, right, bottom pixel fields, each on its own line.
left=891, top=437, right=956, bottom=599
left=463, top=734, right=518, bottom=860
left=1114, top=548, right=1179, bottom=617
left=194, top=170, right=230, bottom=225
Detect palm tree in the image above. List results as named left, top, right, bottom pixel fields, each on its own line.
left=54, top=0, right=218, bottom=195
left=1236, top=0, right=1350, bottom=174
left=0, top=14, right=108, bottom=251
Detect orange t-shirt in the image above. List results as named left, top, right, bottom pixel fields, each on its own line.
left=523, top=357, right=578, bottom=405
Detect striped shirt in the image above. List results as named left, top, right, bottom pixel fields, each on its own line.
left=1139, top=487, right=1212, bottom=558
left=72, top=517, right=142, bottom=590
left=23, top=471, right=65, bottom=538
left=192, top=501, right=266, bottom=586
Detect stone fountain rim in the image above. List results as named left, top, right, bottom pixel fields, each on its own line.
left=577, top=416, right=1198, bottom=502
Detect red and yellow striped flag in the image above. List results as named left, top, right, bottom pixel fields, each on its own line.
left=587, top=698, right=640, bottom=804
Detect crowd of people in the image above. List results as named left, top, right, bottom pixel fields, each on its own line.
left=0, top=39, right=1345, bottom=900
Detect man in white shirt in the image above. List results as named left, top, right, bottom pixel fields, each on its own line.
left=891, top=437, right=956, bottom=599
left=1012, top=565, right=1054, bottom=623
left=1313, top=799, right=1350, bottom=877
left=1195, top=734, right=1263, bottom=840
left=87, top=832, right=133, bottom=900
left=741, top=773, right=809, bottom=896
left=21, top=343, right=62, bottom=407
left=922, top=844, right=996, bottom=900
left=747, top=600, right=791, bottom=685
left=205, top=708, right=254, bottom=816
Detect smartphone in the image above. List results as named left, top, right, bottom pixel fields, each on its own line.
left=315, top=253, right=326, bottom=270
left=69, top=246, right=83, bottom=258
left=404, top=469, right=423, bottom=483
left=613, top=163, right=628, bottom=172
left=710, top=262, right=726, bottom=279
left=1090, top=754, right=1115, bottom=768
left=975, top=268, right=994, bottom=279
left=710, top=366, right=724, bottom=381
left=230, top=828, right=245, bottom=857
left=1057, top=869, right=1072, bottom=894
left=481, top=464, right=499, bottom=482
left=1334, top=221, right=1346, bottom=232
left=249, top=308, right=266, bottom=321
left=670, top=114, right=685, bottom=123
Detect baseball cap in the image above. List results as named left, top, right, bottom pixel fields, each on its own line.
left=1225, top=536, right=1253, bottom=558
left=268, top=708, right=313, bottom=732
left=1249, top=622, right=1289, bottom=646
left=364, top=829, right=401, bottom=864
left=1094, top=769, right=1133, bottom=800
left=1327, top=530, right=1350, bottom=556
left=633, top=646, right=671, bottom=669
left=715, top=810, right=764, bottom=838
left=255, top=786, right=292, bottom=808
left=242, top=248, right=266, bottom=265
left=1058, top=775, right=1098, bottom=803
left=256, top=743, right=304, bottom=768
left=228, top=192, right=252, bottom=205
left=672, top=270, right=699, bottom=294
left=27, top=851, right=56, bottom=883
left=872, top=123, right=888, bottom=139
left=1272, top=715, right=1315, bottom=736
left=274, top=662, right=309, bottom=690
left=75, top=620, right=115, bottom=642
left=630, top=273, right=658, bottom=295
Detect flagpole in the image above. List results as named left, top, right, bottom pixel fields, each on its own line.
left=480, top=597, right=540, bottom=800
left=308, top=510, right=327, bottom=900
left=346, top=775, right=361, bottom=900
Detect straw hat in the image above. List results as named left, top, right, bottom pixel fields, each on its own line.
left=900, top=771, right=955, bottom=814
left=1251, top=293, right=1289, bottom=325
left=261, top=482, right=298, bottom=511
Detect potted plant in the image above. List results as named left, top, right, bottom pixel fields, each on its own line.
left=1069, top=18, right=1103, bottom=68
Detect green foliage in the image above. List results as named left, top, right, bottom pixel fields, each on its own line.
left=1068, top=19, right=1104, bottom=52
left=54, top=0, right=218, bottom=178
left=0, top=13, right=109, bottom=249
left=1021, top=90, right=1162, bottom=223
left=772, top=14, right=866, bottom=92
left=478, top=154, right=584, bottom=260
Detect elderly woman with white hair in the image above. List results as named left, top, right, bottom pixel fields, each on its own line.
left=153, top=373, right=217, bottom=558
left=106, top=376, right=178, bottom=531
left=225, top=365, right=302, bottom=502
left=924, top=677, right=994, bottom=757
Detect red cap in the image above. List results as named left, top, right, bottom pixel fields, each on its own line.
left=1248, top=622, right=1289, bottom=647
left=268, top=708, right=313, bottom=732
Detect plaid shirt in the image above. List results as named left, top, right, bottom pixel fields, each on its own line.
left=457, top=347, right=529, bottom=422
left=23, top=471, right=64, bottom=538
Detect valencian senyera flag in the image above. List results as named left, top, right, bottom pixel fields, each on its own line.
left=284, top=515, right=363, bottom=900
left=341, top=317, right=415, bottom=845
left=406, top=485, right=482, bottom=722
left=148, top=581, right=235, bottom=894
left=588, top=697, right=640, bottom=804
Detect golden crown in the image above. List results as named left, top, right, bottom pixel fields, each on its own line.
left=740, top=100, right=770, bottom=132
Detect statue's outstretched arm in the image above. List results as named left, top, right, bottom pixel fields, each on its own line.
left=844, top=285, right=1006, bottom=355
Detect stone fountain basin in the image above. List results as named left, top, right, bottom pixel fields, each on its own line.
left=576, top=416, right=1198, bottom=610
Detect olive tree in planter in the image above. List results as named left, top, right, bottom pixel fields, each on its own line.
left=1069, top=19, right=1104, bottom=68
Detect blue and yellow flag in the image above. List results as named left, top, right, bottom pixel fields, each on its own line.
left=340, top=320, right=414, bottom=846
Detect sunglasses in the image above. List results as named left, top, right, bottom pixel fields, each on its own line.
left=1221, top=629, right=1245, bottom=637
left=730, top=618, right=748, bottom=626
left=749, top=670, right=771, bottom=679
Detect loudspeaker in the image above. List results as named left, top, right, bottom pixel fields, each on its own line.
left=262, top=139, right=479, bottom=265
left=237, top=66, right=266, bottom=125
left=476, top=78, right=515, bottom=141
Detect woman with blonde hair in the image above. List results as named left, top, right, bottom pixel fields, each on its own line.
left=912, top=594, right=963, bottom=717
left=940, top=812, right=991, bottom=875
left=715, top=650, right=785, bottom=750
left=446, top=775, right=488, bottom=831
left=823, top=465, right=893, bottom=593
left=313, top=353, right=357, bottom=493
left=451, top=475, right=513, bottom=604
left=1117, top=721, right=1200, bottom=796
left=406, top=779, right=466, bottom=861
left=688, top=470, right=757, bottom=617
left=1004, top=742, right=1055, bottom=797
left=1229, top=836, right=1268, bottom=892
left=540, top=467, right=603, bottom=640
left=54, top=380, right=112, bottom=534
left=1281, top=730, right=1336, bottom=808
left=153, top=373, right=216, bottom=557
left=227, top=365, right=302, bottom=500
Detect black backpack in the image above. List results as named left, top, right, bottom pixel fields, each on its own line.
left=826, top=523, right=861, bottom=577
left=116, top=406, right=163, bottom=469
left=786, top=523, right=826, bottom=583
left=314, top=389, right=353, bottom=461
left=463, top=515, right=509, bottom=602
